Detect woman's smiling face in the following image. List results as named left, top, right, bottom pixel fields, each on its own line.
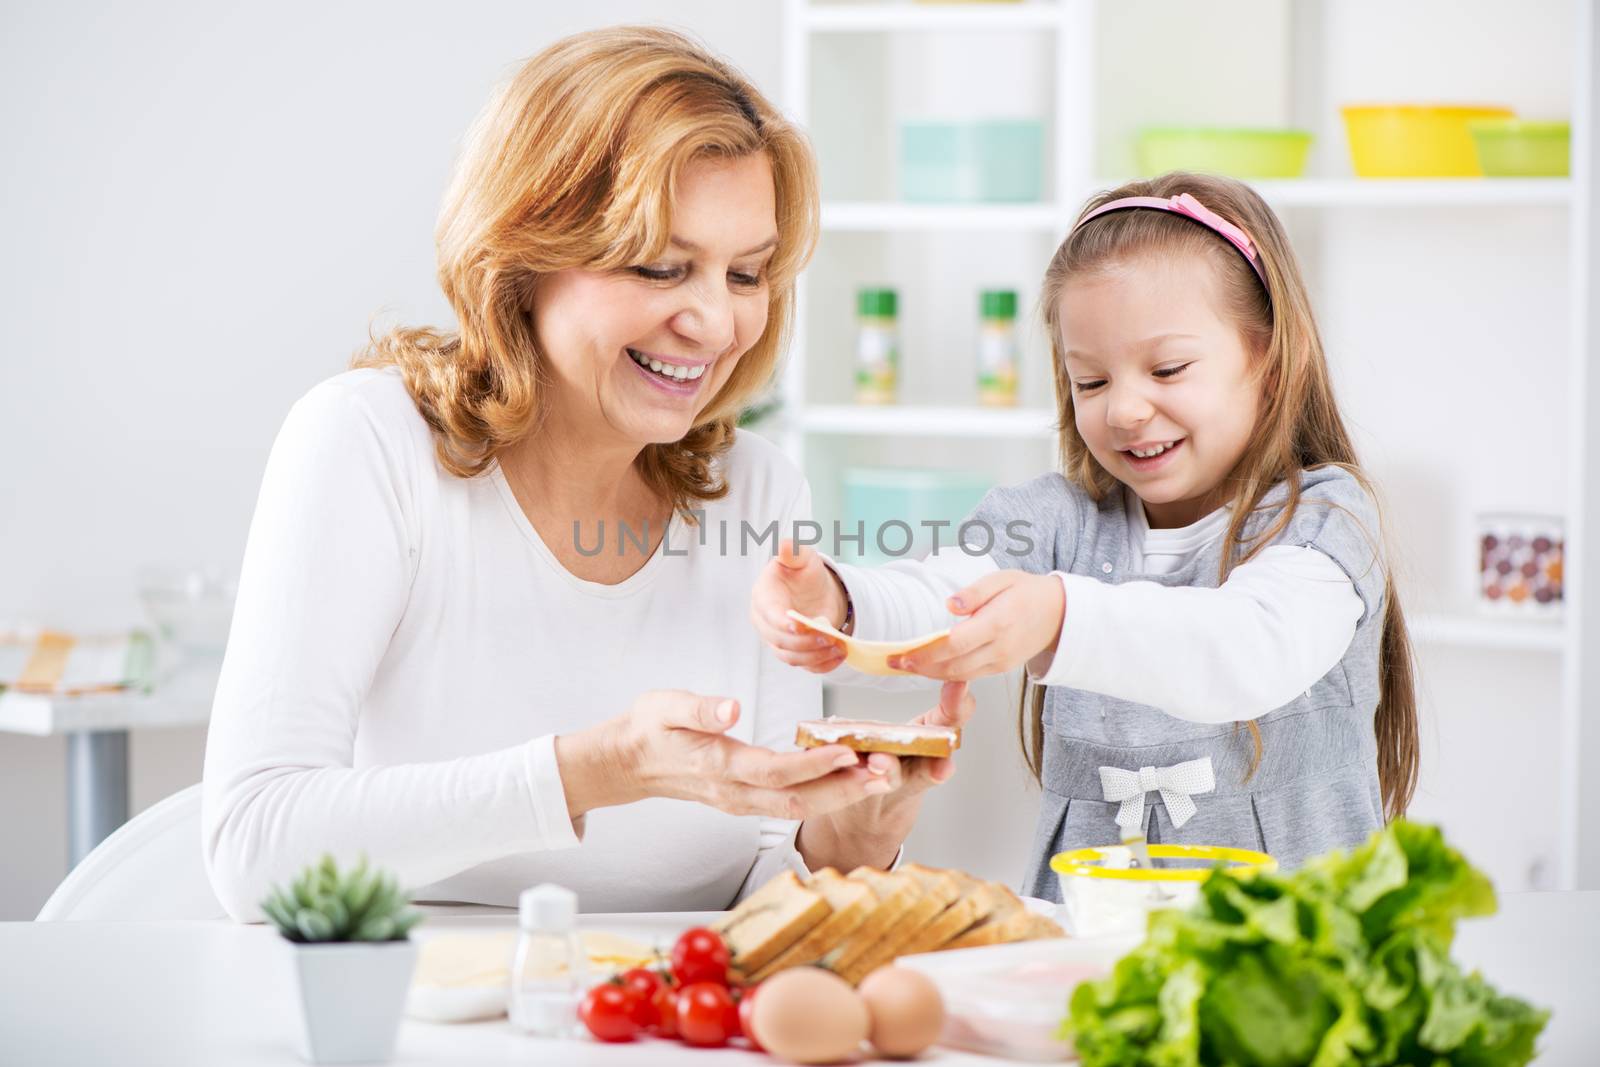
left=533, top=152, right=778, bottom=447
left=1058, top=252, right=1263, bottom=529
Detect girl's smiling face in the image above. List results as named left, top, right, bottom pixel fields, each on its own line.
left=1058, top=252, right=1263, bottom=528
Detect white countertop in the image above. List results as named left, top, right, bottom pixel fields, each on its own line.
left=0, top=658, right=218, bottom=736
left=2, top=893, right=1594, bottom=1066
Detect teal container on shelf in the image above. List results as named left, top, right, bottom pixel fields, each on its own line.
left=975, top=120, right=1045, bottom=201
left=841, top=468, right=995, bottom=565
left=900, top=122, right=968, bottom=201
left=900, top=120, right=1044, bottom=203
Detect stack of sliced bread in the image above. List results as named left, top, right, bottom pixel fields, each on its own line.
left=713, top=864, right=1062, bottom=986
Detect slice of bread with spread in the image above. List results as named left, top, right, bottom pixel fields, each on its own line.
left=794, top=718, right=961, bottom=759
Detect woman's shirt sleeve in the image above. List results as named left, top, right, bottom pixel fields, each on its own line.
left=201, top=381, right=579, bottom=923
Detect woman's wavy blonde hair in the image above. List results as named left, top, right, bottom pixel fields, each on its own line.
left=1018, top=172, right=1420, bottom=822
left=354, top=26, right=819, bottom=513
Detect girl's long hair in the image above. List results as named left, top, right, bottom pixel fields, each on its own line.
left=1018, top=172, right=1419, bottom=821
left=354, top=26, right=819, bottom=514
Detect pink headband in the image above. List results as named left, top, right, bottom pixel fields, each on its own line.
left=1075, top=192, right=1269, bottom=293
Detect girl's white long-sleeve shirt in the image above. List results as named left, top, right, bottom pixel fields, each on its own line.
left=832, top=487, right=1364, bottom=723
left=201, top=368, right=820, bottom=922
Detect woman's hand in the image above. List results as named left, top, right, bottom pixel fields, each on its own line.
left=750, top=540, right=849, bottom=673
left=797, top=681, right=976, bottom=870
left=888, top=571, right=1064, bottom=681
left=556, top=689, right=890, bottom=822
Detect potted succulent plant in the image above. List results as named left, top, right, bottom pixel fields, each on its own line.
left=260, top=855, right=424, bottom=1065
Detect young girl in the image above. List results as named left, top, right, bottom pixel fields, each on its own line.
left=752, top=172, right=1419, bottom=897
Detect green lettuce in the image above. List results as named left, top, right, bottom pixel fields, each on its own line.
left=1063, top=822, right=1548, bottom=1067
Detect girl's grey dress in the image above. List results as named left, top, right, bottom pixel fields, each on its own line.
left=969, top=466, right=1388, bottom=901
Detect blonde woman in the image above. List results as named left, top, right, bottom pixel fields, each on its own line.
left=201, top=27, right=968, bottom=921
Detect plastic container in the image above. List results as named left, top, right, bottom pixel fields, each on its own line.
left=1135, top=127, right=1313, bottom=178
left=854, top=288, right=899, bottom=404
left=896, top=936, right=1140, bottom=1061
left=974, top=120, right=1045, bottom=201
left=1468, top=119, right=1571, bottom=177
left=1477, top=513, right=1564, bottom=615
left=1050, top=843, right=1277, bottom=938
left=509, top=885, right=588, bottom=1038
left=977, top=289, right=1019, bottom=406
left=137, top=566, right=236, bottom=656
left=841, top=468, right=994, bottom=565
left=900, top=119, right=1045, bottom=202
left=1341, top=105, right=1514, bottom=177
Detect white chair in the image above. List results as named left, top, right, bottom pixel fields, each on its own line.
left=36, top=782, right=227, bottom=921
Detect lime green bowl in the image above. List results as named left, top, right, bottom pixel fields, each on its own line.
left=1136, top=127, right=1313, bottom=178
left=1468, top=119, right=1571, bottom=177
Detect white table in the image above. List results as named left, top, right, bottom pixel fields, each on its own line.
left=0, top=658, right=216, bottom=865
left=1, top=893, right=1594, bottom=1066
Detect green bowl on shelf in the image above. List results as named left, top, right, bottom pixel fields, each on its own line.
left=1468, top=119, right=1571, bottom=177
left=1136, top=127, right=1313, bottom=178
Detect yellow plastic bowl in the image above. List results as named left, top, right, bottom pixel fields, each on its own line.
left=1342, top=105, right=1514, bottom=177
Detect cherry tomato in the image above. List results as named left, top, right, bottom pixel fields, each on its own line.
left=739, top=985, right=764, bottom=1049
left=671, top=927, right=731, bottom=987
left=651, top=985, right=681, bottom=1039
left=738, top=984, right=763, bottom=1050
left=619, top=968, right=666, bottom=1029
left=579, top=983, right=640, bottom=1043
left=676, top=981, right=735, bottom=1048
left=726, top=984, right=746, bottom=1039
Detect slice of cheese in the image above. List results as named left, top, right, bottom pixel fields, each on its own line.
left=413, top=930, right=653, bottom=988
left=786, top=609, right=950, bottom=676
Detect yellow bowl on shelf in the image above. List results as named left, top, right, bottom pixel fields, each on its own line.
left=1341, top=104, right=1514, bottom=177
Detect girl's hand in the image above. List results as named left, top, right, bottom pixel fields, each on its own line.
left=888, top=571, right=1064, bottom=681
left=556, top=690, right=889, bottom=821
left=749, top=540, right=849, bottom=673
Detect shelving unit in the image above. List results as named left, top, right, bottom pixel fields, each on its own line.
left=823, top=180, right=1574, bottom=233
left=779, top=0, right=1598, bottom=891
left=800, top=403, right=1057, bottom=438
left=802, top=3, right=1064, bottom=31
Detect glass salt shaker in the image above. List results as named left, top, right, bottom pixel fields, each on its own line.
left=509, top=883, right=587, bottom=1037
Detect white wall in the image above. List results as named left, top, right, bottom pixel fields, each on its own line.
left=0, top=0, right=784, bottom=920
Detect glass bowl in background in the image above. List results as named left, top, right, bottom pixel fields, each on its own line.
left=137, top=567, right=237, bottom=656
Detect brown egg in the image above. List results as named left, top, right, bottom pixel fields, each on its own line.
left=750, top=967, right=869, bottom=1064
left=858, top=966, right=945, bottom=1059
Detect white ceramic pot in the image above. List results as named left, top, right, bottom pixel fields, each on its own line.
left=284, top=939, right=418, bottom=1064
